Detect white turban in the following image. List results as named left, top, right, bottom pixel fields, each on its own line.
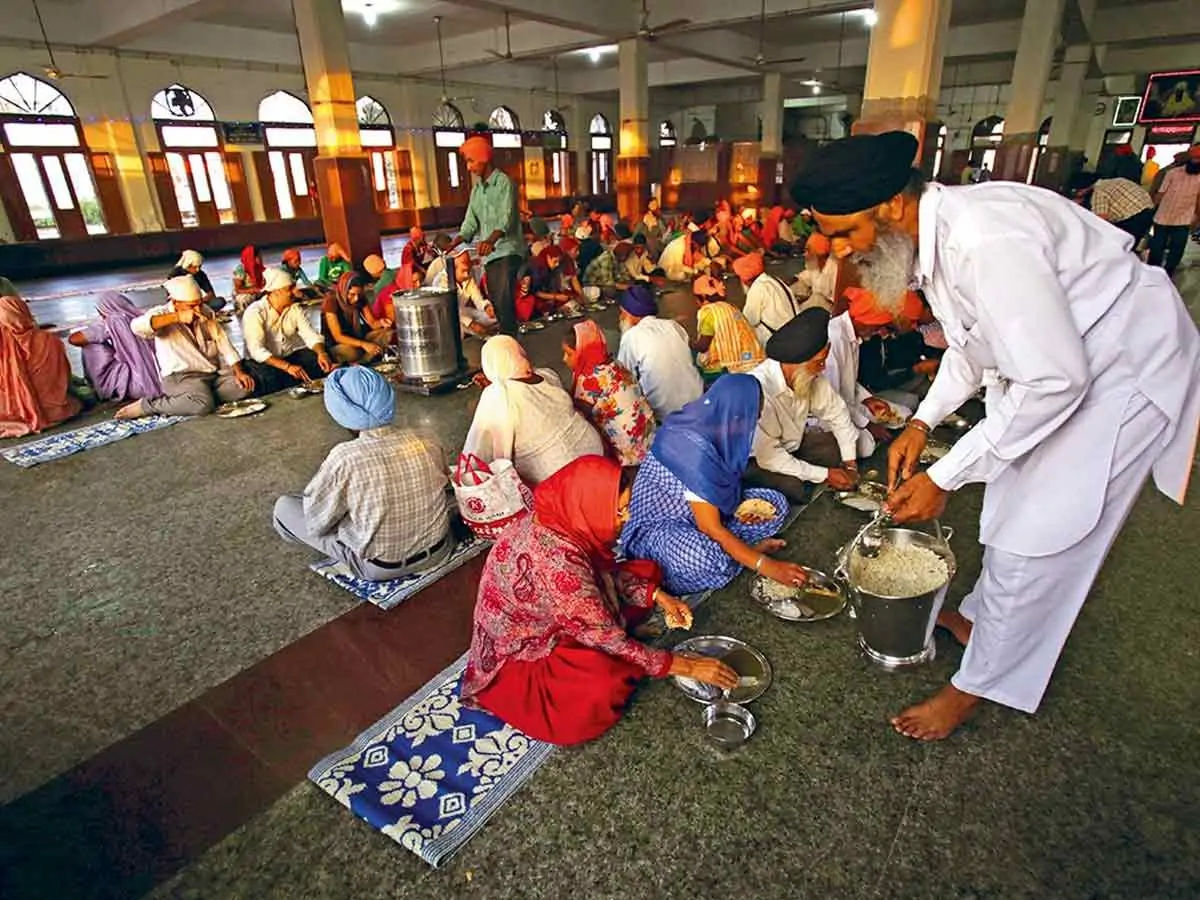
left=164, top=275, right=203, bottom=303
left=262, top=267, right=295, bottom=293
left=177, top=250, right=204, bottom=270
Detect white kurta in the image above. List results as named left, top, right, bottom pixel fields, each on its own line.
left=742, top=272, right=802, bottom=346
left=463, top=368, right=603, bottom=486
left=913, top=182, right=1200, bottom=713
left=823, top=312, right=876, bottom=457
left=617, top=316, right=703, bottom=420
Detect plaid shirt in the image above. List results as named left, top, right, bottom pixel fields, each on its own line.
left=1154, top=166, right=1200, bottom=227
left=459, top=169, right=526, bottom=264
left=303, top=427, right=450, bottom=562
left=583, top=249, right=620, bottom=287
left=1091, top=178, right=1153, bottom=223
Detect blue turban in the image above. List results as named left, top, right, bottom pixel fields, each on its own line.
left=324, top=365, right=395, bottom=430
left=619, top=283, right=657, bottom=318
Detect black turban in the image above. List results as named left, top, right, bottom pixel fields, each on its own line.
left=790, top=131, right=919, bottom=215
left=765, top=308, right=831, bottom=363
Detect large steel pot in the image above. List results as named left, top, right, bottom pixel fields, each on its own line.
left=392, top=287, right=463, bottom=380
left=835, top=521, right=956, bottom=670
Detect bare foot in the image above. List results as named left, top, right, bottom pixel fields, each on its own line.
left=754, top=538, right=786, bottom=553
left=937, top=609, right=973, bottom=647
left=114, top=400, right=145, bottom=420
left=891, top=684, right=981, bottom=741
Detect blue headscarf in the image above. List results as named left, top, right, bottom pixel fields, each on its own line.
left=651, top=374, right=762, bottom=515
left=324, top=365, right=395, bottom=430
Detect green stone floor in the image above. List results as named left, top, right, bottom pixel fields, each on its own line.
left=3, top=257, right=1199, bottom=899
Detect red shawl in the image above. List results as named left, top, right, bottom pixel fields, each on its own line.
left=239, top=245, right=265, bottom=290
left=534, top=455, right=621, bottom=569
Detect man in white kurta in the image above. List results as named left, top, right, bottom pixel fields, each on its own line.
left=793, top=131, right=1200, bottom=740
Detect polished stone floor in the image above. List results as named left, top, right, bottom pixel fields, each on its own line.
left=1, top=251, right=1198, bottom=899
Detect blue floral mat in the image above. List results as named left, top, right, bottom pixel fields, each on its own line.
left=0, top=415, right=186, bottom=467
left=308, top=537, right=491, bottom=610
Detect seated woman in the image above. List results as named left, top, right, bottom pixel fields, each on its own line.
left=232, top=245, right=266, bottom=313
left=461, top=456, right=739, bottom=745
left=463, top=336, right=603, bottom=486
left=0, top=290, right=81, bottom=437
left=563, top=320, right=656, bottom=465
left=658, top=228, right=715, bottom=282
left=316, top=242, right=353, bottom=288
left=68, top=292, right=162, bottom=402
left=620, top=374, right=807, bottom=596
left=322, top=273, right=393, bottom=364
left=692, top=273, right=765, bottom=377
left=530, top=246, right=582, bottom=319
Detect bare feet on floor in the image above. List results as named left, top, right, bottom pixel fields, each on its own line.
left=891, top=684, right=981, bottom=741
left=937, top=608, right=973, bottom=647
left=113, top=400, right=145, bottom=420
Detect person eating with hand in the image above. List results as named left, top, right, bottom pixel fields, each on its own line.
left=746, top=308, right=862, bottom=503
left=241, top=267, right=337, bottom=394
left=791, top=130, right=1199, bottom=742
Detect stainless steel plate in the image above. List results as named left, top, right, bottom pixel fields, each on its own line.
left=751, top=568, right=846, bottom=621
left=920, top=439, right=951, bottom=464
left=215, top=399, right=268, bottom=419
left=835, top=480, right=888, bottom=513
left=671, top=635, right=772, bottom=704
left=703, top=701, right=756, bottom=749
left=373, top=362, right=401, bottom=376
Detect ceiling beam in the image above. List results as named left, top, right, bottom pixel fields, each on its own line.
left=88, top=0, right=232, bottom=47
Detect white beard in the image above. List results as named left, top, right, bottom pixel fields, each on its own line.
left=851, top=227, right=916, bottom=315
left=791, top=366, right=820, bottom=400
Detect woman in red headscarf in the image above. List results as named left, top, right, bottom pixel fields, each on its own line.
left=461, top=456, right=736, bottom=745
left=232, top=245, right=266, bottom=313
left=0, top=292, right=81, bottom=437
left=562, top=320, right=656, bottom=465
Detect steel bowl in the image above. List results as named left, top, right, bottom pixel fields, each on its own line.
left=703, top=701, right=756, bottom=750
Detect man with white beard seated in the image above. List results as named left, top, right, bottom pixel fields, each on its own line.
left=746, top=309, right=862, bottom=503
left=792, top=130, right=1199, bottom=741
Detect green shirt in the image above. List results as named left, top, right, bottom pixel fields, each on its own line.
left=459, top=168, right=526, bottom=265
left=317, top=256, right=351, bottom=286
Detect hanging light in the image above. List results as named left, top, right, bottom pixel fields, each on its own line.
left=861, top=8, right=878, bottom=27
left=361, top=2, right=378, bottom=28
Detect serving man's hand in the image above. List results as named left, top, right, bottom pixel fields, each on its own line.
left=885, top=471, right=948, bottom=523
left=888, top=423, right=929, bottom=491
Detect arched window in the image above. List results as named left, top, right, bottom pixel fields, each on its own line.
left=971, top=115, right=1004, bottom=172
left=589, top=114, right=611, bottom=137
left=258, top=92, right=316, bottom=221
left=589, top=114, right=613, bottom=194
left=543, top=109, right=566, bottom=134
left=151, top=85, right=215, bottom=122
left=659, top=120, right=677, bottom=148
left=542, top=109, right=569, bottom=191
left=434, top=102, right=465, bottom=130
left=0, top=72, right=110, bottom=239
left=150, top=84, right=233, bottom=228
left=357, top=96, right=389, bottom=127
left=489, top=105, right=519, bottom=131
left=357, top=96, right=400, bottom=209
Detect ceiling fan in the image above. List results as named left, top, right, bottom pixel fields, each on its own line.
left=799, top=11, right=850, bottom=93
left=433, top=15, right=474, bottom=107
left=486, top=10, right=517, bottom=62
left=549, top=56, right=573, bottom=111
left=31, top=0, right=107, bottom=81
left=741, top=0, right=806, bottom=68
left=618, top=0, right=690, bottom=42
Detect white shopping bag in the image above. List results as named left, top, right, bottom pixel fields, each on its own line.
left=451, top=453, right=533, bottom=540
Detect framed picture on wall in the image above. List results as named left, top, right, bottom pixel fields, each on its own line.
left=1139, top=70, right=1200, bottom=124
left=1112, top=96, right=1141, bottom=128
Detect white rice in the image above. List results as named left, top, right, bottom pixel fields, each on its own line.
left=851, top=542, right=948, bottom=597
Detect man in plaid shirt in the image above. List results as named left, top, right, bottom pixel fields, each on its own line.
left=274, top=367, right=452, bottom=581
left=1070, top=173, right=1155, bottom=244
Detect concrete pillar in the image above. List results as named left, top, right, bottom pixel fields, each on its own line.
left=994, top=0, right=1066, bottom=181
left=293, top=0, right=380, bottom=261
left=757, top=72, right=783, bottom=207
left=616, top=38, right=650, bottom=223
left=856, top=0, right=952, bottom=175
left=1037, top=45, right=1091, bottom=189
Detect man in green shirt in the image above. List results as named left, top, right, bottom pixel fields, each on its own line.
left=450, top=135, right=526, bottom=335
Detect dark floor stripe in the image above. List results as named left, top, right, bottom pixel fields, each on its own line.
left=0, top=554, right=486, bottom=900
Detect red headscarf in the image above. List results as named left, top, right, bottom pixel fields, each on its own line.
left=281, top=247, right=301, bottom=268
left=240, top=245, right=264, bottom=290
left=533, top=455, right=621, bottom=569
left=0, top=295, right=80, bottom=437
left=569, top=319, right=609, bottom=391
left=560, top=213, right=574, bottom=232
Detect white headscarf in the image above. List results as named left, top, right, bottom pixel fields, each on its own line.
left=177, top=250, right=203, bottom=270
left=481, top=335, right=533, bottom=382
left=262, top=267, right=295, bottom=293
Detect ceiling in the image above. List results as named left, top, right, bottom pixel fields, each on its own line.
left=8, top=0, right=1200, bottom=104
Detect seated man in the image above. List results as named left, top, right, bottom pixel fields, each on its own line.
left=658, top=228, right=717, bottom=282
left=280, top=248, right=321, bottom=300
left=452, top=249, right=498, bottom=338
left=528, top=217, right=552, bottom=257
left=401, top=226, right=437, bottom=282
left=241, top=267, right=336, bottom=394
left=362, top=253, right=395, bottom=309
left=616, top=284, right=702, bottom=420
left=582, top=240, right=632, bottom=298
left=168, top=250, right=226, bottom=311
left=792, top=232, right=838, bottom=313
left=746, top=309, right=861, bottom=502
left=317, top=242, right=353, bottom=288
left=691, top=272, right=764, bottom=376
left=273, top=366, right=453, bottom=582
left=117, top=275, right=255, bottom=418
left=737, top=251, right=801, bottom=345
left=624, top=234, right=660, bottom=282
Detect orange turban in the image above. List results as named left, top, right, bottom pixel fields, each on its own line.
left=845, top=287, right=892, bottom=326
left=460, top=135, right=493, bottom=163
left=692, top=274, right=726, bottom=298
left=806, top=232, right=831, bottom=256
left=900, top=290, right=924, bottom=321
left=731, top=252, right=765, bottom=282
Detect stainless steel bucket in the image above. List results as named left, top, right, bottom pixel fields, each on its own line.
left=392, top=288, right=463, bottom=380
left=836, top=521, right=956, bottom=670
